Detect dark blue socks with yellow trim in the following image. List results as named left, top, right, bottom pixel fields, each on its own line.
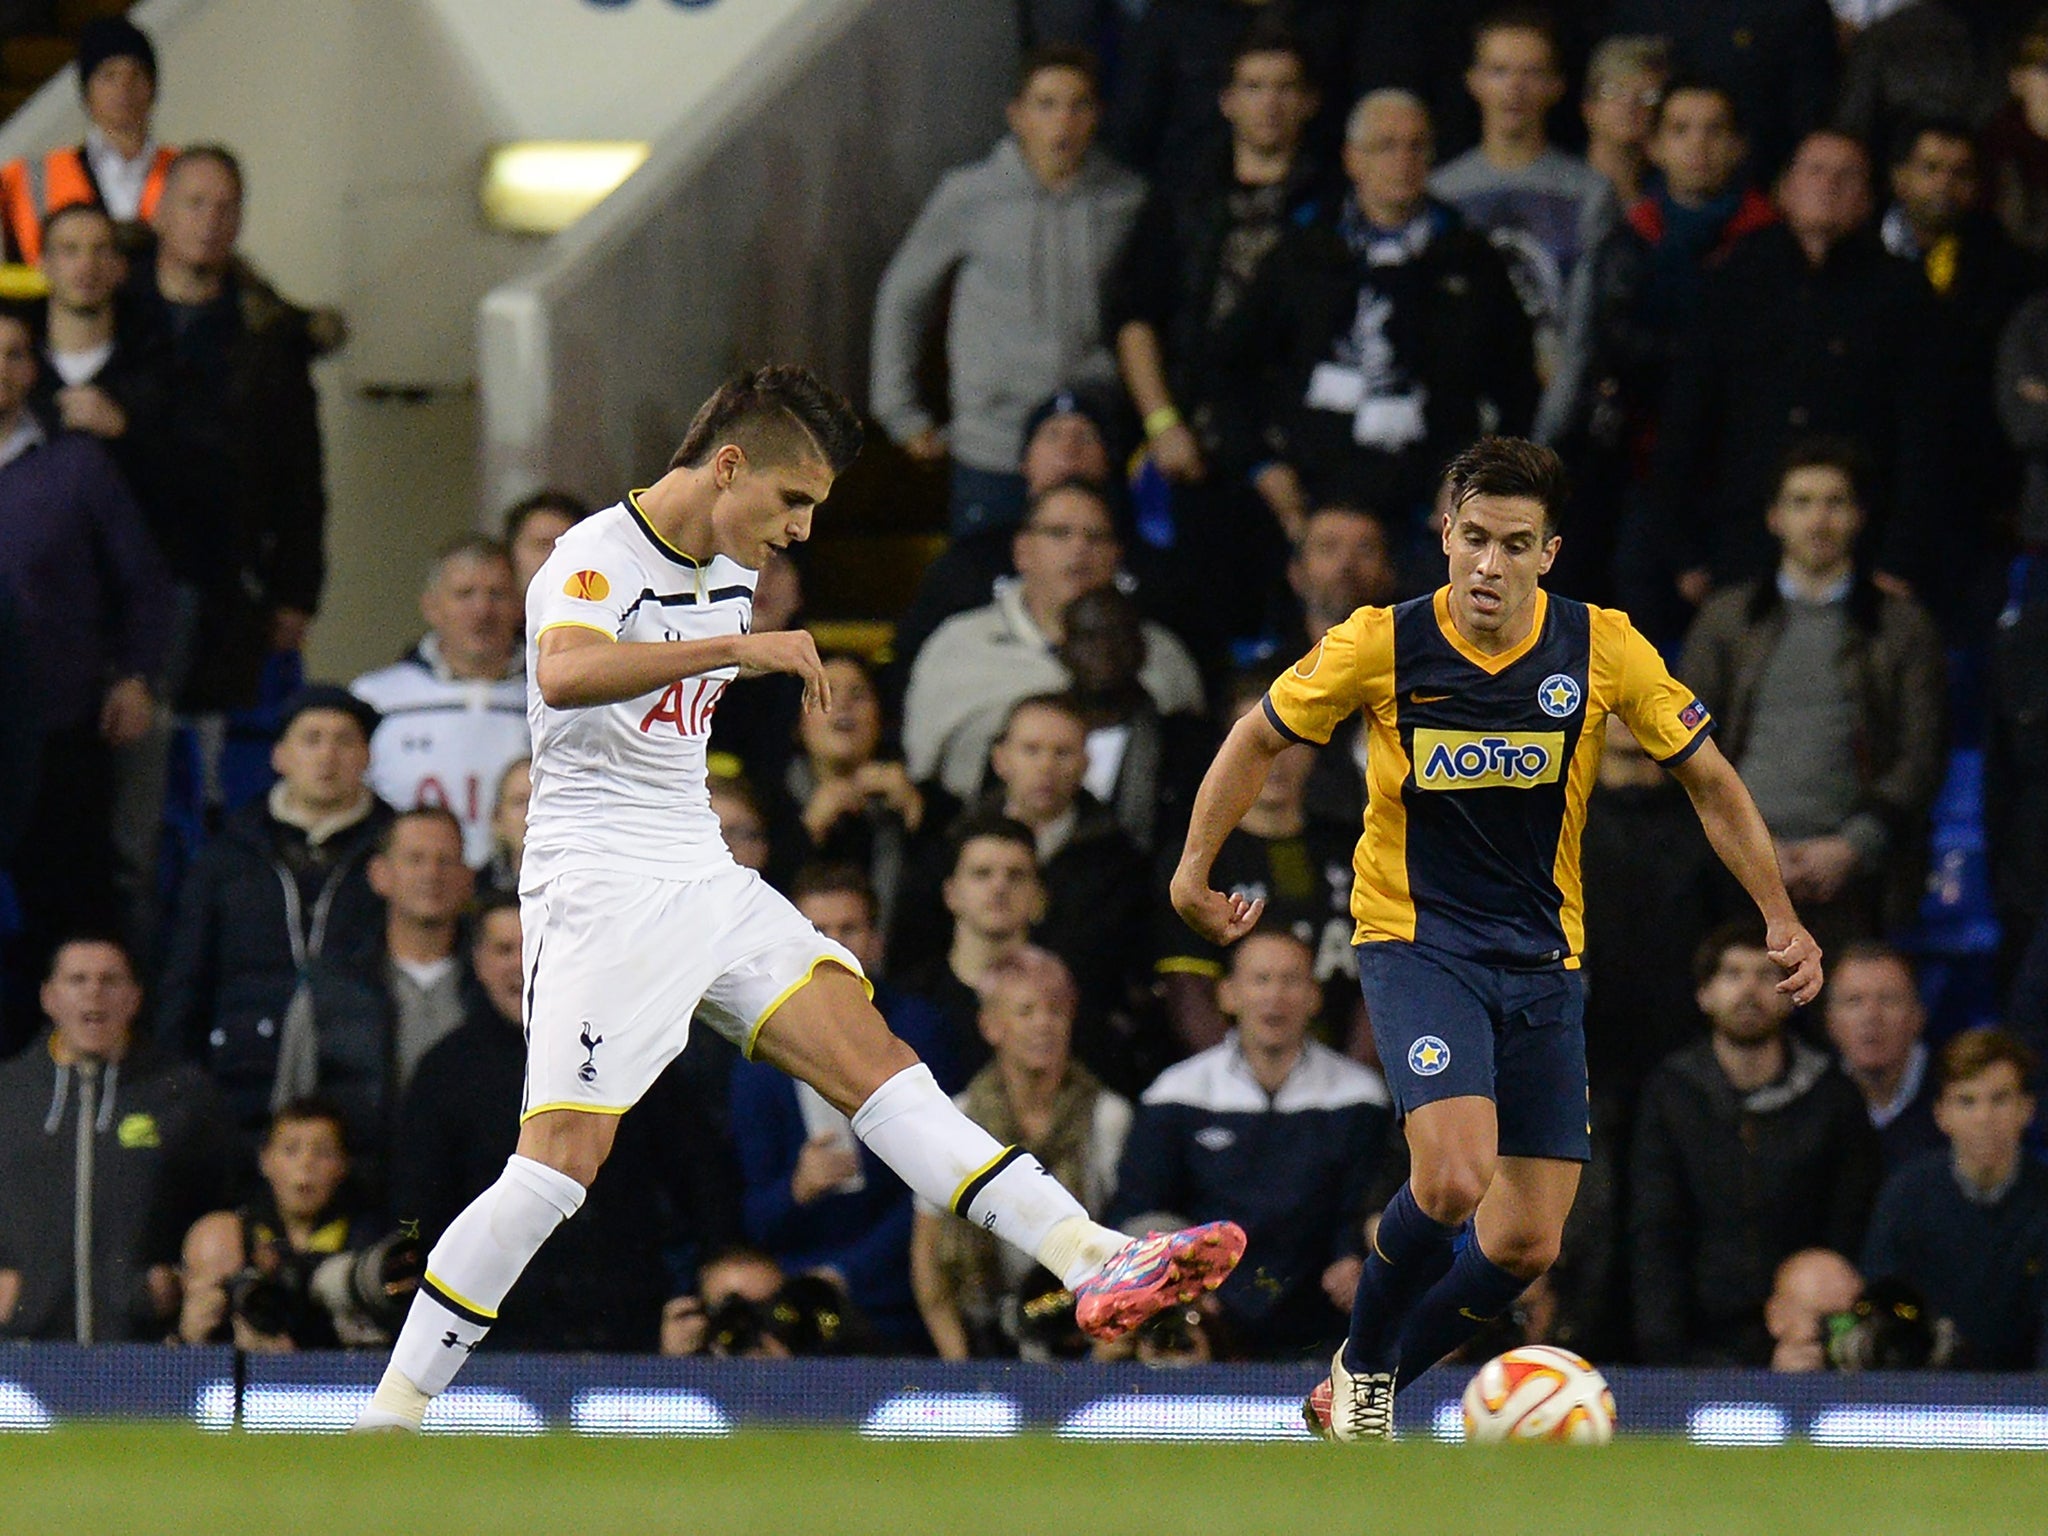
left=1392, top=1236, right=1531, bottom=1390
left=1341, top=1183, right=1460, bottom=1374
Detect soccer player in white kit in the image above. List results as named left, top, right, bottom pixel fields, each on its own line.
left=357, top=366, right=1243, bottom=1429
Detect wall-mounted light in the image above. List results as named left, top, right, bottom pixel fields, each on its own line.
left=480, top=141, right=651, bottom=235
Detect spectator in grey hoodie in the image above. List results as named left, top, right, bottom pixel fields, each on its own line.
left=870, top=45, right=1145, bottom=540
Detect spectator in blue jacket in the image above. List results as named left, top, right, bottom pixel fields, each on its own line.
left=728, top=864, right=954, bottom=1349
left=1863, top=1028, right=2048, bottom=1370
left=1110, top=928, right=1390, bottom=1357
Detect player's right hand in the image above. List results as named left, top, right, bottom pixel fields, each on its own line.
left=734, top=630, right=832, bottom=711
left=1767, top=918, right=1824, bottom=1006
left=1170, top=870, right=1265, bottom=945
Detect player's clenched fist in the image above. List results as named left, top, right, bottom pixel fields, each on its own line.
left=1170, top=867, right=1265, bottom=946
left=734, top=630, right=832, bottom=711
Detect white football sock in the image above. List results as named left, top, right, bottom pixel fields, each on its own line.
left=381, top=1155, right=585, bottom=1403
left=849, top=1064, right=1123, bottom=1288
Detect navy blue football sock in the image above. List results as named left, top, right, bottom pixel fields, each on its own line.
left=1340, top=1183, right=1461, bottom=1375
left=1391, top=1237, right=1531, bottom=1391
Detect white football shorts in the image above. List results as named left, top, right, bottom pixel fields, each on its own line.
left=518, top=863, right=867, bottom=1120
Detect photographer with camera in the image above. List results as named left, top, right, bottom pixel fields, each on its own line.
left=174, top=1098, right=419, bottom=1349
left=659, top=1245, right=878, bottom=1359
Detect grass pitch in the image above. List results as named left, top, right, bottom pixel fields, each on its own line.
left=1, top=1426, right=2045, bottom=1536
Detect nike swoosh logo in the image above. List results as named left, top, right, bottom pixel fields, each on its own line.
left=1410, top=692, right=1451, bottom=704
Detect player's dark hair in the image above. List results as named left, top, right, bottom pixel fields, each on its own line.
left=669, top=364, right=863, bottom=477
left=1442, top=437, right=1569, bottom=534
left=1015, top=42, right=1100, bottom=100
left=471, top=887, right=522, bottom=928
left=502, top=488, right=592, bottom=542
left=1023, top=476, right=1116, bottom=530
left=377, top=804, right=466, bottom=857
left=1938, top=1027, right=2039, bottom=1093
left=40, top=200, right=115, bottom=245
left=1888, top=113, right=1978, bottom=171
left=267, top=1095, right=351, bottom=1153
left=1772, top=435, right=1868, bottom=508
left=1691, top=918, right=1771, bottom=988
left=1655, top=74, right=1743, bottom=135
left=1230, top=15, right=1311, bottom=78
left=948, top=811, right=1040, bottom=871
left=1471, top=5, right=1559, bottom=63
left=790, top=861, right=878, bottom=917
left=45, top=931, right=134, bottom=981
left=166, top=142, right=243, bottom=195
left=1000, top=691, right=1088, bottom=740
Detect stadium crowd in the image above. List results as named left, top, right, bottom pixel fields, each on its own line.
left=2, top=4, right=2048, bottom=1375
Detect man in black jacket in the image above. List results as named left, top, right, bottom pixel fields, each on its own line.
left=390, top=893, right=742, bottom=1352
left=1628, top=130, right=1958, bottom=635
left=1631, top=921, right=1882, bottom=1365
left=1220, top=89, right=1534, bottom=545
left=0, top=936, right=235, bottom=1341
left=157, top=685, right=393, bottom=1157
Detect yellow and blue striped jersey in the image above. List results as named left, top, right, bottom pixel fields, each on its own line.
left=1263, top=587, right=1711, bottom=968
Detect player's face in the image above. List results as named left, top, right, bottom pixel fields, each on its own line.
left=1767, top=465, right=1863, bottom=576
left=1777, top=135, right=1872, bottom=249
left=979, top=979, right=1074, bottom=1073
left=1291, top=508, right=1394, bottom=617
left=944, top=837, right=1044, bottom=939
left=714, top=448, right=832, bottom=570
left=490, top=759, right=531, bottom=858
left=1696, top=945, right=1794, bottom=1042
left=271, top=710, right=371, bottom=812
left=1008, top=66, right=1099, bottom=184
left=1221, top=936, right=1320, bottom=1049
left=1824, top=957, right=1924, bottom=1078
left=1020, top=411, right=1110, bottom=492
left=1343, top=101, right=1433, bottom=220
left=372, top=817, right=473, bottom=923
left=154, top=159, right=241, bottom=272
left=468, top=909, right=524, bottom=1028
left=1649, top=91, right=1743, bottom=204
left=1935, top=1062, right=2035, bottom=1173
left=424, top=553, right=519, bottom=672
left=260, top=1118, right=349, bottom=1224
left=40, top=941, right=140, bottom=1061
left=797, top=657, right=881, bottom=768
left=1221, top=51, right=1316, bottom=157
left=471, top=907, right=525, bottom=1024
left=1013, top=489, right=1119, bottom=620
left=795, top=889, right=883, bottom=973
left=85, top=56, right=154, bottom=140
left=510, top=510, right=575, bottom=596
left=1583, top=67, right=1662, bottom=155
left=1441, top=493, right=1559, bottom=640
left=992, top=705, right=1087, bottom=824
left=42, top=212, right=123, bottom=310
left=1466, top=28, right=1563, bottom=135
left=1892, top=133, right=1979, bottom=234
left=0, top=319, right=35, bottom=414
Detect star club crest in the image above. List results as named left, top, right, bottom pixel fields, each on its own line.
left=1408, top=1035, right=1451, bottom=1076
left=1537, top=673, right=1582, bottom=719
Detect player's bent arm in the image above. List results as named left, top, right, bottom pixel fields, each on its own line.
left=1171, top=706, right=1292, bottom=943
left=535, top=625, right=827, bottom=710
left=1669, top=737, right=1825, bottom=1003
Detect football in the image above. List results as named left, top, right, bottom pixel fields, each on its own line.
left=1460, top=1346, right=1617, bottom=1444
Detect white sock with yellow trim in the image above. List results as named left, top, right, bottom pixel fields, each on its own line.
left=368, top=1155, right=585, bottom=1421
left=849, top=1064, right=1123, bottom=1288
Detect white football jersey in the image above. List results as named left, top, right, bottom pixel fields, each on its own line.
left=352, top=637, right=529, bottom=867
left=522, top=494, right=756, bottom=886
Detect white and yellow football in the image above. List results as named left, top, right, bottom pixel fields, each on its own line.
left=1460, top=1345, right=1617, bottom=1444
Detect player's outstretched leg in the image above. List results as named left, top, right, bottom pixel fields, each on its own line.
left=756, top=967, right=1245, bottom=1340
left=354, top=1130, right=596, bottom=1431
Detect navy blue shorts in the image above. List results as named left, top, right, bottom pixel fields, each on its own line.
left=1355, top=940, right=1590, bottom=1162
